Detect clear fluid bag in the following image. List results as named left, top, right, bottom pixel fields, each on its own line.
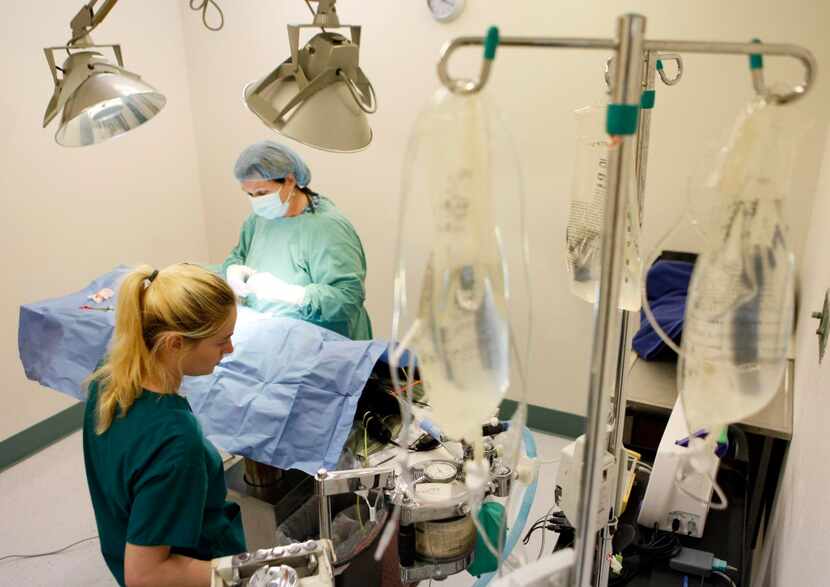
left=565, top=105, right=642, bottom=311
left=678, top=98, right=797, bottom=435
left=392, top=88, right=529, bottom=442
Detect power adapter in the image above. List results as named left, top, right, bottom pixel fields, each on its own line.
left=669, top=547, right=729, bottom=577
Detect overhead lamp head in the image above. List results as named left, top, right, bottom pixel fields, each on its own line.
left=43, top=48, right=165, bottom=147
left=244, top=15, right=376, bottom=153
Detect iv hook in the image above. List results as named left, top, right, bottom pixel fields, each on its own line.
left=438, top=26, right=500, bottom=95
left=749, top=38, right=810, bottom=105
left=604, top=53, right=684, bottom=90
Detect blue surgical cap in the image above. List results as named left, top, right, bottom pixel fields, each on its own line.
left=233, top=140, right=312, bottom=187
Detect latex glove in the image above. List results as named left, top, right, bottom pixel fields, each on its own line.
left=226, top=265, right=255, bottom=298
left=247, top=272, right=306, bottom=305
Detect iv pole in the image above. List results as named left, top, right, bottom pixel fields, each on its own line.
left=601, top=49, right=682, bottom=587
left=436, top=12, right=816, bottom=586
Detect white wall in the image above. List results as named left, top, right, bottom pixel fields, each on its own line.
left=0, top=0, right=209, bottom=441
left=181, top=0, right=830, bottom=416
left=755, top=129, right=830, bottom=586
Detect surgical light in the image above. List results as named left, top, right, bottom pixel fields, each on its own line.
left=244, top=0, right=377, bottom=153
left=43, top=49, right=165, bottom=147
left=42, top=0, right=166, bottom=147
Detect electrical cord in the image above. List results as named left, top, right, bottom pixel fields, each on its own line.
left=305, top=0, right=328, bottom=32
left=521, top=509, right=572, bottom=555
left=522, top=518, right=550, bottom=546
left=632, top=527, right=682, bottom=562
left=604, top=526, right=680, bottom=586
left=712, top=571, right=737, bottom=587
left=675, top=467, right=729, bottom=511
left=0, top=536, right=99, bottom=563
left=189, top=0, right=224, bottom=31
left=536, top=502, right=559, bottom=560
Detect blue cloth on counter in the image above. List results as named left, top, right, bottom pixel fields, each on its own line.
left=632, top=260, right=695, bottom=361
left=18, top=268, right=387, bottom=474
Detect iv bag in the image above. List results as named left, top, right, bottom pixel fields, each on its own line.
left=679, top=98, right=796, bottom=435
left=393, top=88, right=526, bottom=441
left=565, top=105, right=642, bottom=311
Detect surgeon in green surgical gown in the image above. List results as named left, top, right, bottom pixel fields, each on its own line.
left=217, top=141, right=372, bottom=340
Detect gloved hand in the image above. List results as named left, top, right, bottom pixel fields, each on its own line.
left=226, top=265, right=256, bottom=298
left=247, top=272, right=306, bottom=305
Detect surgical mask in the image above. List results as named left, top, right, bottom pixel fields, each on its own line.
left=250, top=187, right=291, bottom=219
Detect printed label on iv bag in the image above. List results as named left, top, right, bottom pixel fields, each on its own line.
left=683, top=199, right=792, bottom=362
left=415, top=259, right=510, bottom=440
left=679, top=198, right=794, bottom=433
left=565, top=139, right=642, bottom=311
left=566, top=143, right=607, bottom=278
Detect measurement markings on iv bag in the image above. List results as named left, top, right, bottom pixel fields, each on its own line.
left=566, top=155, right=607, bottom=266
left=688, top=201, right=791, bottom=362
left=437, top=169, right=474, bottom=236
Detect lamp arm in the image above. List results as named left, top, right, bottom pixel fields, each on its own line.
left=68, top=0, right=120, bottom=46
left=91, top=0, right=120, bottom=27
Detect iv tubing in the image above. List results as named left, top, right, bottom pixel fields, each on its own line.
left=471, top=427, right=538, bottom=586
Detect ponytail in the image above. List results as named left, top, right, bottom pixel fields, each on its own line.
left=90, top=264, right=235, bottom=434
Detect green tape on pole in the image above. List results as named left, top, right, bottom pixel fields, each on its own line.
left=640, top=90, right=656, bottom=109
left=606, top=104, right=640, bottom=135
left=656, top=59, right=664, bottom=70
left=750, top=38, right=763, bottom=70
left=484, top=26, right=500, bottom=60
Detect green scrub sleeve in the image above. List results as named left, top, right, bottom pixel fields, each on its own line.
left=125, top=420, right=208, bottom=548
left=213, top=215, right=257, bottom=276
left=298, top=217, right=367, bottom=327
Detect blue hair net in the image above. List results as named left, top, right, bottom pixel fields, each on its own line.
left=234, top=140, right=312, bottom=187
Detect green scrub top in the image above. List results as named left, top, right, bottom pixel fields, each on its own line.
left=218, top=195, right=373, bottom=340
left=83, top=380, right=246, bottom=586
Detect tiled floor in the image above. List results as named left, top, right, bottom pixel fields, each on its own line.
left=0, top=430, right=569, bottom=586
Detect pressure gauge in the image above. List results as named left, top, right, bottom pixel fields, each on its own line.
left=427, top=0, right=465, bottom=23
left=423, top=460, right=458, bottom=483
